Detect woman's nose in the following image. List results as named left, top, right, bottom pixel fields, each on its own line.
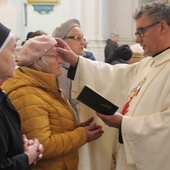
left=15, top=52, right=20, bottom=63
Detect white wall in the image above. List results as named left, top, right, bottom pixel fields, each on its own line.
left=2, top=0, right=160, bottom=61
left=0, top=0, right=23, bottom=40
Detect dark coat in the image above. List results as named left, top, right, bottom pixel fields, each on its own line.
left=0, top=89, right=30, bottom=170
left=104, top=39, right=119, bottom=62
left=105, top=45, right=132, bottom=65
left=83, top=50, right=96, bottom=61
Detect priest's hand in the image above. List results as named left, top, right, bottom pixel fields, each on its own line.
left=55, top=38, right=79, bottom=67
left=96, top=112, right=123, bottom=128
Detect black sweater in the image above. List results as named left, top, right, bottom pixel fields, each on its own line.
left=0, top=89, right=30, bottom=170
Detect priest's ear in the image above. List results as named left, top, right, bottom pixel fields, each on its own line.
left=159, top=20, right=169, bottom=33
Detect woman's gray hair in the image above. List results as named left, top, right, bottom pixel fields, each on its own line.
left=133, top=2, right=170, bottom=25
left=30, top=56, right=50, bottom=71
left=110, top=30, right=119, bottom=38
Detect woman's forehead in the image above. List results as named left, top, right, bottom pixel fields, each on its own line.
left=67, top=26, right=83, bottom=35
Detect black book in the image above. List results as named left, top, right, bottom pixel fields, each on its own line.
left=77, top=85, right=119, bottom=115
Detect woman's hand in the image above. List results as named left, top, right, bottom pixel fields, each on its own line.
left=23, top=134, right=44, bottom=165
left=84, top=122, right=104, bottom=142
left=78, top=117, right=94, bottom=127
left=78, top=117, right=104, bottom=142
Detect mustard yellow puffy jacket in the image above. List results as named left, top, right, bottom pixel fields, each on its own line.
left=2, top=66, right=87, bottom=170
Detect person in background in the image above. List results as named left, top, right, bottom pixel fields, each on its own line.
left=21, top=31, right=33, bottom=45
left=104, top=30, right=119, bottom=62
left=54, top=2, right=170, bottom=169
left=31, top=30, right=47, bottom=38
left=105, top=44, right=132, bottom=65
left=52, top=18, right=91, bottom=120
left=83, top=38, right=96, bottom=61
left=2, top=35, right=103, bottom=170
left=0, top=22, right=44, bottom=170
left=127, top=43, right=145, bottom=64
left=21, top=30, right=47, bottom=47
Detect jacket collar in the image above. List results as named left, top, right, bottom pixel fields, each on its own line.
left=17, top=66, right=61, bottom=92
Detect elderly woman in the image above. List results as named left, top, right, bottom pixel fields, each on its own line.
left=52, top=19, right=95, bottom=121
left=2, top=35, right=103, bottom=170
left=0, top=23, right=43, bottom=169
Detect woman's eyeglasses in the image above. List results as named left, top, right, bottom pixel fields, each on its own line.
left=64, top=35, right=86, bottom=42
